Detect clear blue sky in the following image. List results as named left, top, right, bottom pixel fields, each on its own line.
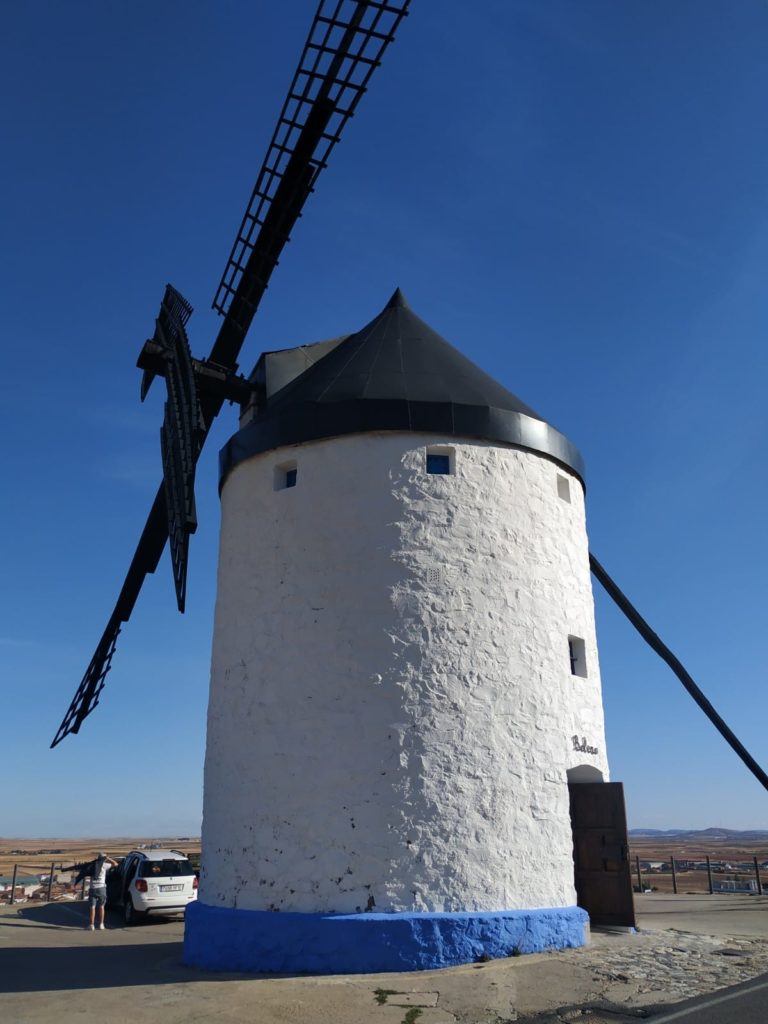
left=2, top=1, right=766, bottom=836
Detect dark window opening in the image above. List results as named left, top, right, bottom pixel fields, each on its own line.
left=427, top=453, right=451, bottom=475
left=139, top=859, right=195, bottom=878
left=274, top=461, right=298, bottom=490
left=568, top=635, right=587, bottom=678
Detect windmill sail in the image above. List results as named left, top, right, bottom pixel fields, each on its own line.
left=154, top=286, right=203, bottom=612
left=51, top=0, right=410, bottom=747
left=589, top=553, right=768, bottom=792
left=51, top=617, right=122, bottom=743
left=212, top=0, right=410, bottom=348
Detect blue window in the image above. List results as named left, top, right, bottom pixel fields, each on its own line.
left=427, top=453, right=450, bottom=475
left=274, top=462, right=298, bottom=490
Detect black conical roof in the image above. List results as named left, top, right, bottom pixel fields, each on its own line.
left=220, top=290, right=584, bottom=484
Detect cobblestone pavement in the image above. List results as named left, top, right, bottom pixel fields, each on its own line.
left=574, top=928, right=768, bottom=1000
left=510, top=926, right=768, bottom=1023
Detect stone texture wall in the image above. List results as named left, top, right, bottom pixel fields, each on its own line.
left=201, top=432, right=608, bottom=915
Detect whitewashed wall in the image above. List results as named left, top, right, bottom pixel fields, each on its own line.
left=200, top=432, right=608, bottom=915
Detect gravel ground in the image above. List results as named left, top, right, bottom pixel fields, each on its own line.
left=510, top=926, right=768, bottom=1023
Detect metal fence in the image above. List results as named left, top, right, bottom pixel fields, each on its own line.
left=2, top=848, right=201, bottom=905
left=1, top=862, right=86, bottom=905
left=634, top=855, right=766, bottom=895
left=4, top=854, right=763, bottom=905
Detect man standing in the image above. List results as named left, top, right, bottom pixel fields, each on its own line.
left=63, top=852, right=119, bottom=930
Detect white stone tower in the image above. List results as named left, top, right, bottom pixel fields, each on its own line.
left=185, top=290, right=609, bottom=972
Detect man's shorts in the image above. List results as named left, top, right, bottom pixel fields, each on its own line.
left=88, top=885, right=107, bottom=908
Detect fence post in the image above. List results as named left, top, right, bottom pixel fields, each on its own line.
left=9, top=864, right=18, bottom=905
left=706, top=855, right=714, bottom=894
left=46, top=861, right=55, bottom=902
left=671, top=856, right=678, bottom=894
left=635, top=856, right=643, bottom=892
left=754, top=857, right=762, bottom=894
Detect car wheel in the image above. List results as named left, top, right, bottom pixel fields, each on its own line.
left=124, top=897, right=145, bottom=926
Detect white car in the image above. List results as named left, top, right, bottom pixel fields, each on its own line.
left=107, top=849, right=198, bottom=924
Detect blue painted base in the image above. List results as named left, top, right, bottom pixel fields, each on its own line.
left=184, top=901, right=589, bottom=974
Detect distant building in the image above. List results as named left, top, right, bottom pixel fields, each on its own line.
left=713, top=880, right=759, bottom=894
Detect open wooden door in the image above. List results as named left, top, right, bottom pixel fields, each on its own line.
left=568, top=781, right=636, bottom=927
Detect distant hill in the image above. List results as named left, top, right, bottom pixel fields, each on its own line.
left=630, top=828, right=768, bottom=840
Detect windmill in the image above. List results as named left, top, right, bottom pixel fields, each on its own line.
left=51, top=1, right=767, bottom=796
left=51, top=0, right=766, bottom=977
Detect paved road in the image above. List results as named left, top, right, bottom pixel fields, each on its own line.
left=635, top=892, right=768, bottom=938
left=647, top=974, right=768, bottom=1023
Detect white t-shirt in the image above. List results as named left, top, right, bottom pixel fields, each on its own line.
left=91, top=858, right=109, bottom=886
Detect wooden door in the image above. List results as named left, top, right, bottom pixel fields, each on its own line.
left=568, top=781, right=636, bottom=927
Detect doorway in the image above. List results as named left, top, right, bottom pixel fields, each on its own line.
left=567, top=775, right=636, bottom=928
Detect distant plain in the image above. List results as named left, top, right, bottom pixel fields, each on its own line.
left=628, top=834, right=768, bottom=894
left=0, top=838, right=201, bottom=877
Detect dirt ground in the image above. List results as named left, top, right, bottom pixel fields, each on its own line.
left=0, top=838, right=201, bottom=877
left=628, top=836, right=768, bottom=863
left=628, top=837, right=768, bottom=895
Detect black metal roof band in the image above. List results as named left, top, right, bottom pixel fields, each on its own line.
left=220, top=289, right=585, bottom=487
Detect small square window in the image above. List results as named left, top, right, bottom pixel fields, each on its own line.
left=274, top=461, right=298, bottom=490
left=426, top=446, right=454, bottom=475
left=427, top=453, right=450, bottom=475
left=557, top=475, right=571, bottom=503
left=568, top=636, right=587, bottom=678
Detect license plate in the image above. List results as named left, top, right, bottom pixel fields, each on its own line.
left=160, top=884, right=183, bottom=892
